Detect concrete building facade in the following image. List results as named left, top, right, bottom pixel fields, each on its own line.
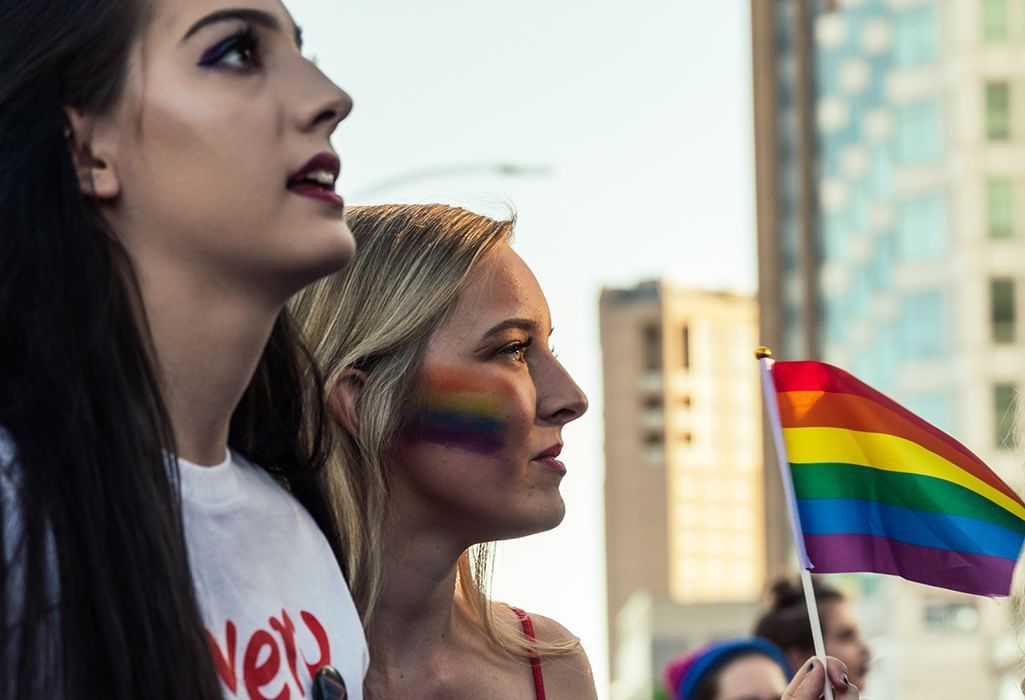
left=600, top=282, right=765, bottom=699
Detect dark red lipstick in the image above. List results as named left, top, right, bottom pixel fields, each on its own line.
left=287, top=152, right=343, bottom=208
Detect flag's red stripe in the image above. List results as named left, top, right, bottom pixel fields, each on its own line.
left=804, top=533, right=1016, bottom=596
left=773, top=361, right=985, bottom=473
left=777, top=390, right=1022, bottom=504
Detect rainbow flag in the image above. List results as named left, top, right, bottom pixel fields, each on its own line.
left=768, top=360, right=1025, bottom=596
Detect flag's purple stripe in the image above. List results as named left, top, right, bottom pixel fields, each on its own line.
left=804, top=533, right=1016, bottom=596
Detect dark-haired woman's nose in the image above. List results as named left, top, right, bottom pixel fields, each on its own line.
left=294, top=64, right=353, bottom=136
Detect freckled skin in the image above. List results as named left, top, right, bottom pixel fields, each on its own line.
left=363, top=243, right=596, bottom=699
left=390, top=244, right=588, bottom=546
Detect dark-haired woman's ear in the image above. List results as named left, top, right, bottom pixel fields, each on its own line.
left=328, top=368, right=366, bottom=437
left=62, top=108, right=121, bottom=200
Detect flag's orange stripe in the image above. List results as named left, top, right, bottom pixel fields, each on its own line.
left=773, top=360, right=984, bottom=473
left=777, top=389, right=1021, bottom=504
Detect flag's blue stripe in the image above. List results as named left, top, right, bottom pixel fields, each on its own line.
left=797, top=498, right=1025, bottom=560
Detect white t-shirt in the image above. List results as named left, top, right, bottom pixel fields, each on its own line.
left=180, top=451, right=368, bottom=700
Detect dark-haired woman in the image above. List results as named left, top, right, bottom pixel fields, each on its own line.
left=755, top=578, right=871, bottom=692
left=1, top=0, right=366, bottom=697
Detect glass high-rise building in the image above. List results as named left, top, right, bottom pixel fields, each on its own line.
left=753, top=1, right=1025, bottom=697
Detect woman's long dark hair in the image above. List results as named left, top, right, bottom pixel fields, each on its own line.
left=0, top=0, right=339, bottom=697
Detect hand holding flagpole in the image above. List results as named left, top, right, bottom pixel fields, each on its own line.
left=756, top=346, right=834, bottom=700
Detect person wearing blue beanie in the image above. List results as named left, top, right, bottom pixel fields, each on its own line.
left=664, top=637, right=792, bottom=700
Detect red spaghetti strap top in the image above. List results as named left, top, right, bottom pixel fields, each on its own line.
left=512, top=607, right=546, bottom=700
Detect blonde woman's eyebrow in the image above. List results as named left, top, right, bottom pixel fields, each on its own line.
left=481, top=318, right=540, bottom=339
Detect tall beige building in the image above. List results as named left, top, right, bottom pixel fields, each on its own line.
left=600, top=281, right=766, bottom=700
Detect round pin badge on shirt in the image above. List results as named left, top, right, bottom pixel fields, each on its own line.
left=312, top=665, right=347, bottom=700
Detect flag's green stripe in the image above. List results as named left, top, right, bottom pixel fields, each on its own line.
left=792, top=462, right=1025, bottom=536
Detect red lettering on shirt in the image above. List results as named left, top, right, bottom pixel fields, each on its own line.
left=299, top=610, right=331, bottom=679
left=243, top=629, right=287, bottom=700
left=207, top=610, right=333, bottom=698
left=269, top=610, right=303, bottom=695
left=207, top=620, right=238, bottom=693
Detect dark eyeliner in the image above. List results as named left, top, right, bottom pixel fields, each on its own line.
left=197, top=25, right=259, bottom=68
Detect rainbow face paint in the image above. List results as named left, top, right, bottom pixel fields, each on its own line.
left=406, top=367, right=515, bottom=454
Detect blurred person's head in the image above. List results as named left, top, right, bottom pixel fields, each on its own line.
left=663, top=638, right=791, bottom=700
left=753, top=578, right=870, bottom=690
left=291, top=203, right=588, bottom=657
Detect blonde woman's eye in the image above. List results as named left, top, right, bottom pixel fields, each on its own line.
left=501, top=338, right=533, bottom=362
left=549, top=344, right=559, bottom=359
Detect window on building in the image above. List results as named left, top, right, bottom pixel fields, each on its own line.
left=983, top=0, right=1008, bottom=42
left=900, top=290, right=947, bottom=360
left=894, top=6, right=939, bottom=66
left=681, top=323, right=691, bottom=370
left=897, top=99, right=943, bottom=164
left=868, top=232, right=895, bottom=291
left=923, top=601, right=980, bottom=633
left=994, top=383, right=1017, bottom=449
left=869, top=145, right=893, bottom=199
left=985, top=82, right=1011, bottom=141
left=987, top=178, right=1014, bottom=238
left=642, top=323, right=662, bottom=371
left=990, top=278, right=1015, bottom=343
left=904, top=391, right=954, bottom=434
left=643, top=432, right=665, bottom=465
left=897, top=192, right=947, bottom=259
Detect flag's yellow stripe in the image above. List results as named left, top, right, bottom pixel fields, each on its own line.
left=783, top=426, right=1025, bottom=521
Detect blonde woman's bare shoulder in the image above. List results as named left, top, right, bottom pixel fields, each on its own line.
left=527, top=613, right=598, bottom=700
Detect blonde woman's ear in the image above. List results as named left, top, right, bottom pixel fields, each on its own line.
left=328, top=367, right=367, bottom=437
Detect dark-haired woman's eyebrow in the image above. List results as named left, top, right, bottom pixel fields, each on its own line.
left=182, top=8, right=302, bottom=49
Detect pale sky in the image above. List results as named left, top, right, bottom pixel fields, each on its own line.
left=287, top=1, right=757, bottom=694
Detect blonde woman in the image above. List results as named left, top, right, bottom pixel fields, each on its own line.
left=291, top=204, right=597, bottom=698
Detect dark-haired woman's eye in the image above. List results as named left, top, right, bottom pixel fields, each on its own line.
left=198, top=27, right=262, bottom=70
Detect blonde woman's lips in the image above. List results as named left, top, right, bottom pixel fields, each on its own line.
left=532, top=443, right=566, bottom=475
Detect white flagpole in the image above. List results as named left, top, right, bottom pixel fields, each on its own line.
left=756, top=347, right=833, bottom=700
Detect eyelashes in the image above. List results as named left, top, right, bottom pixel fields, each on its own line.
left=197, top=25, right=262, bottom=70
left=501, top=337, right=534, bottom=362
left=499, top=338, right=560, bottom=362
